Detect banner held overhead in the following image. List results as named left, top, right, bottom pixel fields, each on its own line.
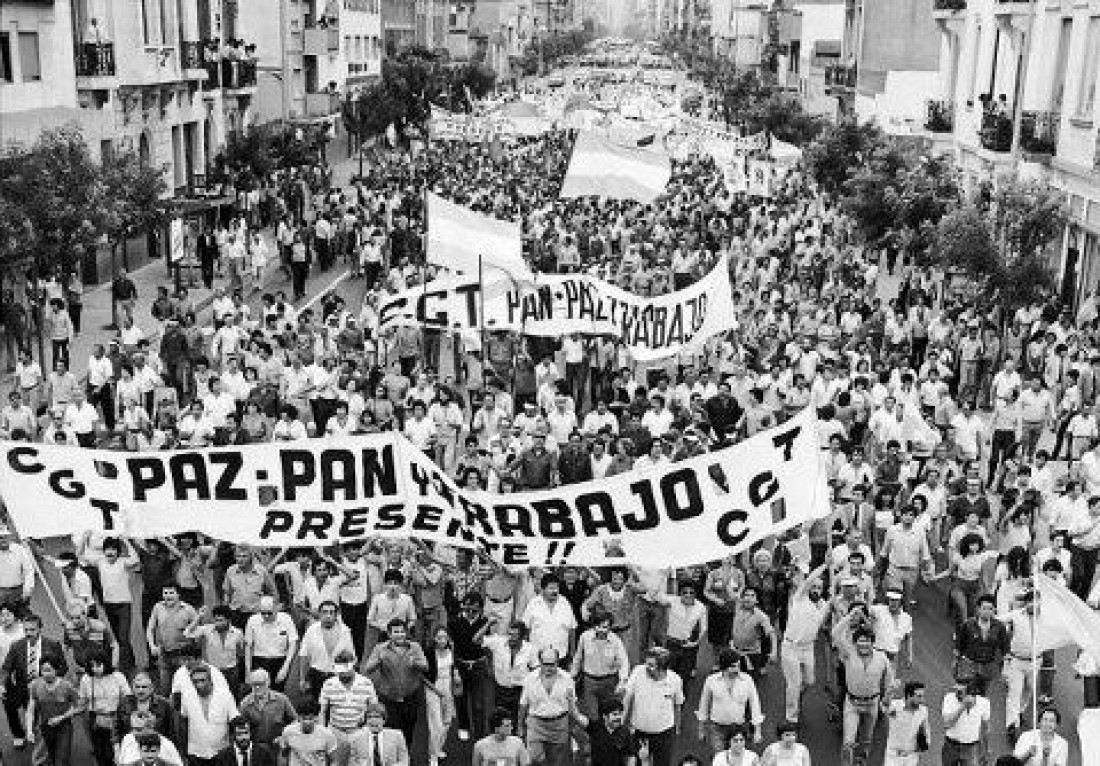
left=0, top=409, right=829, bottom=568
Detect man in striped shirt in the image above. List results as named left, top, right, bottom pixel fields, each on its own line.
left=320, top=652, right=378, bottom=765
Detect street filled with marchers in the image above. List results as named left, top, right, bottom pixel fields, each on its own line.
left=0, top=33, right=1097, bottom=766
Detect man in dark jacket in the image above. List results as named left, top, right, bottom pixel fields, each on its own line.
left=160, top=319, right=191, bottom=397
left=0, top=613, right=68, bottom=749
left=558, top=431, right=593, bottom=485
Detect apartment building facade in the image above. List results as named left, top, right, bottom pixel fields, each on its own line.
left=929, top=0, right=1100, bottom=307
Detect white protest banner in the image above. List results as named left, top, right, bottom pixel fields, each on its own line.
left=426, top=193, right=532, bottom=281
left=429, top=108, right=519, bottom=142
left=560, top=130, right=671, bottom=204
left=377, top=255, right=737, bottom=361
left=0, top=410, right=828, bottom=568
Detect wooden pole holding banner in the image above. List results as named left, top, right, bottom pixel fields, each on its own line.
left=479, top=254, right=487, bottom=393
left=1031, top=596, right=1039, bottom=730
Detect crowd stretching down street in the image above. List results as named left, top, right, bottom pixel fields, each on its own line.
left=2, top=42, right=1099, bottom=766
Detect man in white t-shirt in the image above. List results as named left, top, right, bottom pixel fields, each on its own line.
left=870, top=590, right=913, bottom=674
left=179, top=664, right=238, bottom=761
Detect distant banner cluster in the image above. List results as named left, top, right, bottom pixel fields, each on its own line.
left=377, top=255, right=737, bottom=361
left=0, top=410, right=829, bottom=568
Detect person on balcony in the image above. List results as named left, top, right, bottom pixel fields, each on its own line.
left=204, top=40, right=220, bottom=85
left=81, top=18, right=110, bottom=76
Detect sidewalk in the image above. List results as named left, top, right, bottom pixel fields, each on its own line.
left=1, top=154, right=365, bottom=398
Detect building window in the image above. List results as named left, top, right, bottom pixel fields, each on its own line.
left=18, top=31, right=41, bottom=81
left=1078, top=17, right=1100, bottom=118
left=346, top=35, right=352, bottom=56
left=0, top=33, right=11, bottom=82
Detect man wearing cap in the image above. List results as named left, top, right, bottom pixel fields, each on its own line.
left=244, top=596, right=298, bottom=692
left=320, top=651, right=378, bottom=764
left=0, top=525, right=35, bottom=615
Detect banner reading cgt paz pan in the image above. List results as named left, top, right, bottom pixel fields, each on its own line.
left=0, top=408, right=829, bottom=568
left=376, top=255, right=738, bottom=362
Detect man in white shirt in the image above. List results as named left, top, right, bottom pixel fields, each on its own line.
left=641, top=395, right=674, bottom=439
left=85, top=344, right=116, bottom=431
left=298, top=600, right=356, bottom=697
left=581, top=399, right=618, bottom=436
left=870, top=590, right=913, bottom=674
left=522, top=573, right=576, bottom=658
left=623, top=647, right=684, bottom=766
left=180, top=664, right=238, bottom=762
left=64, top=388, right=99, bottom=447
left=940, top=679, right=989, bottom=765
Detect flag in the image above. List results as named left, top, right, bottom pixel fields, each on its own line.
left=1033, top=573, right=1100, bottom=662
left=559, top=130, right=671, bottom=204
left=426, top=193, right=532, bottom=282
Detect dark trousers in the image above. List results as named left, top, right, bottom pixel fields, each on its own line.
left=35, top=719, right=73, bottom=766
left=456, top=659, right=490, bottom=737
left=635, top=728, right=674, bottom=766
left=88, top=383, right=115, bottom=431
left=382, top=693, right=419, bottom=751
left=306, top=667, right=331, bottom=699
left=200, top=254, right=216, bottom=288
left=290, top=261, right=309, bottom=298
left=493, top=683, right=522, bottom=729
left=2, top=683, right=27, bottom=739
left=252, top=655, right=289, bottom=691
left=179, top=585, right=203, bottom=610
left=1085, top=675, right=1100, bottom=707
left=988, top=429, right=1016, bottom=486
left=941, top=737, right=983, bottom=766
left=666, top=638, right=698, bottom=683
left=340, top=601, right=368, bottom=659
left=103, top=601, right=134, bottom=674
left=90, top=723, right=115, bottom=766
left=68, top=303, right=82, bottom=335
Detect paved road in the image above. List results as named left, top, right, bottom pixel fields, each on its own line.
left=0, top=207, right=1088, bottom=766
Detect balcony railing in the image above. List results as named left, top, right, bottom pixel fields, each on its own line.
left=75, top=42, right=116, bottom=77
left=1020, top=110, right=1060, bottom=155
left=979, top=110, right=1012, bottom=152
left=925, top=98, right=954, bottom=132
left=824, top=63, right=856, bottom=90
left=181, top=40, right=203, bottom=70
left=220, top=60, right=258, bottom=89
left=933, top=0, right=966, bottom=9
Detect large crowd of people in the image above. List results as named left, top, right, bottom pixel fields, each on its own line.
left=0, top=70, right=1096, bottom=766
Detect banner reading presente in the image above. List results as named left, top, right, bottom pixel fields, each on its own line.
left=377, top=255, right=737, bottom=361
left=0, top=410, right=828, bottom=568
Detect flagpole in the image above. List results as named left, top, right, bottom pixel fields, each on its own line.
left=479, top=253, right=486, bottom=393
left=1031, top=594, right=1039, bottom=731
